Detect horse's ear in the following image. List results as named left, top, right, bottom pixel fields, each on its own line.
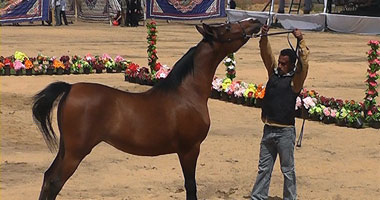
left=202, top=23, right=214, bottom=37
left=196, top=25, right=206, bottom=36
left=196, top=23, right=214, bottom=39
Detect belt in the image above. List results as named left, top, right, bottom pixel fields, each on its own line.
left=262, top=117, right=295, bottom=128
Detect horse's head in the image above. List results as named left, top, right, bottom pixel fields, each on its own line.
left=196, top=18, right=262, bottom=53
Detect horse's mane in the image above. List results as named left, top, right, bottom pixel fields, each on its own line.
left=153, top=46, right=197, bottom=91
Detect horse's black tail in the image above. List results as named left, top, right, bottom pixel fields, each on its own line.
left=32, top=82, right=72, bottom=152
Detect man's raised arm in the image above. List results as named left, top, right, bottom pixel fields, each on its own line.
left=259, top=25, right=276, bottom=77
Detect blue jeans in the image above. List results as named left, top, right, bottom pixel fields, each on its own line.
left=251, top=125, right=297, bottom=200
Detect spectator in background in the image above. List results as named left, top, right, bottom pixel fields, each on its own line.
left=304, top=0, right=312, bottom=14
left=60, top=0, right=68, bottom=25
left=229, top=0, right=236, bottom=9
left=278, top=0, right=285, bottom=13
left=127, top=0, right=141, bottom=27
left=52, top=0, right=62, bottom=26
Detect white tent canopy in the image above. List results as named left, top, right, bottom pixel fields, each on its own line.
left=226, top=0, right=380, bottom=35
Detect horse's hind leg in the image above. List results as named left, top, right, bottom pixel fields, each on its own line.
left=178, top=144, right=200, bottom=200
left=39, top=140, right=93, bottom=200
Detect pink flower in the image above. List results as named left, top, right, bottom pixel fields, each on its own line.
left=84, top=53, right=93, bottom=61
left=114, top=55, right=124, bottom=63
left=368, top=90, right=375, bottom=95
left=155, top=65, right=171, bottom=79
left=369, top=81, right=377, bottom=87
left=368, top=50, right=374, bottom=55
left=370, top=59, right=380, bottom=65
left=13, top=60, right=25, bottom=71
left=323, top=107, right=331, bottom=116
left=331, top=109, right=337, bottom=118
left=368, top=40, right=379, bottom=46
left=369, top=72, right=377, bottom=78
left=102, top=53, right=112, bottom=60
left=368, top=110, right=373, bottom=116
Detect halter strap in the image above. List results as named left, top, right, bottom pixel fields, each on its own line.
left=214, top=21, right=252, bottom=43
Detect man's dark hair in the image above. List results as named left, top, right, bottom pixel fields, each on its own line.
left=280, top=49, right=297, bottom=65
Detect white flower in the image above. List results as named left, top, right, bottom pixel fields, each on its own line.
left=212, top=77, right=223, bottom=91
left=303, top=96, right=316, bottom=109
left=295, top=96, right=302, bottom=110
left=225, top=58, right=232, bottom=63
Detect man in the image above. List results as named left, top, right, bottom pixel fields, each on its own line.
left=250, top=25, right=310, bottom=200
left=60, top=0, right=68, bottom=25
left=52, top=0, right=62, bottom=26
left=229, top=0, right=236, bottom=9
left=303, top=0, right=312, bottom=14
left=128, top=0, right=141, bottom=27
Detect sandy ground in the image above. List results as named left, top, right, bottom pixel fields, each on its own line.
left=1, top=20, right=380, bottom=200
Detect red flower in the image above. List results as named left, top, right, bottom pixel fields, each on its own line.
left=368, top=90, right=375, bottom=95
left=151, top=41, right=155, bottom=45
left=153, top=49, right=157, bottom=54
left=248, top=91, right=253, bottom=98
left=154, top=62, right=161, bottom=71
left=4, top=58, right=13, bottom=68
left=128, top=63, right=139, bottom=72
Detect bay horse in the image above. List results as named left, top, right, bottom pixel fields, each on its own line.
left=33, top=18, right=262, bottom=200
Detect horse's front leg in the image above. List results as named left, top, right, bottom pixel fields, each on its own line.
left=178, top=144, right=200, bottom=200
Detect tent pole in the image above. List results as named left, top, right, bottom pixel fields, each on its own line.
left=267, top=0, right=274, bottom=26
left=52, top=1, right=56, bottom=26
left=75, top=0, right=78, bottom=22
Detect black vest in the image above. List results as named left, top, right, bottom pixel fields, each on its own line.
left=261, top=70, right=299, bottom=125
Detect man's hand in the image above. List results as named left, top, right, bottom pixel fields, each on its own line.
left=293, top=29, right=303, bottom=41
left=261, top=25, right=270, bottom=36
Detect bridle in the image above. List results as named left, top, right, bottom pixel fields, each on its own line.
left=215, top=21, right=294, bottom=42
left=210, top=21, right=258, bottom=43
left=238, top=21, right=255, bottom=40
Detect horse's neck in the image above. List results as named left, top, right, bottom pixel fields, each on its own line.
left=186, top=42, right=226, bottom=99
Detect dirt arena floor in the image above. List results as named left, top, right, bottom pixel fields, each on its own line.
left=1, top=20, right=380, bottom=200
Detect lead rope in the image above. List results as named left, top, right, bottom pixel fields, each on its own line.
left=287, top=33, right=306, bottom=148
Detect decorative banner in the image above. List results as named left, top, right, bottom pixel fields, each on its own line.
left=0, top=0, right=49, bottom=24
left=146, top=0, right=226, bottom=20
